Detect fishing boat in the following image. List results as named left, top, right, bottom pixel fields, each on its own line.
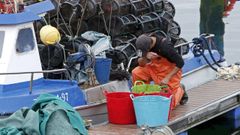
left=0, top=0, right=129, bottom=124
left=0, top=0, right=224, bottom=127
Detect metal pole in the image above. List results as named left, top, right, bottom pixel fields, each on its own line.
left=126, top=55, right=139, bottom=72
left=29, top=73, right=34, bottom=94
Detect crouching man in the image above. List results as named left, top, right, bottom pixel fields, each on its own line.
left=132, top=34, right=188, bottom=109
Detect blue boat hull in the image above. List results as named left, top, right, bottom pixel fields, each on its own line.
left=0, top=78, right=86, bottom=114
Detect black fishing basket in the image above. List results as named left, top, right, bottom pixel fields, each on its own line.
left=168, top=20, right=181, bottom=39
left=160, top=11, right=173, bottom=21
left=174, top=37, right=190, bottom=56
left=112, top=34, right=137, bottom=47
left=101, top=0, right=132, bottom=16
left=60, top=0, right=82, bottom=22
left=115, top=43, right=137, bottom=67
left=106, top=43, right=137, bottom=69
left=80, top=0, right=102, bottom=19
left=138, top=12, right=162, bottom=33
left=159, top=13, right=172, bottom=34
left=147, top=0, right=164, bottom=13
left=163, top=1, right=175, bottom=17
left=110, top=14, right=139, bottom=37
left=87, top=16, right=108, bottom=34
left=34, top=20, right=46, bottom=44
left=130, top=0, right=151, bottom=16
left=57, top=20, right=88, bottom=37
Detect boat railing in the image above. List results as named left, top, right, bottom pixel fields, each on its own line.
left=174, top=34, right=215, bottom=48
left=0, top=68, right=70, bottom=94
left=174, top=34, right=215, bottom=56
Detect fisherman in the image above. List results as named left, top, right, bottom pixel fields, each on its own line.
left=199, top=0, right=236, bottom=62
left=132, top=34, right=188, bottom=109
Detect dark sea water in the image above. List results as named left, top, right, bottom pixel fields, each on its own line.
left=188, top=113, right=240, bottom=135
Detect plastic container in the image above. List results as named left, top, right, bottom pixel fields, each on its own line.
left=131, top=81, right=174, bottom=111
left=131, top=95, right=171, bottom=127
left=94, top=58, right=112, bottom=84
left=105, top=91, right=136, bottom=124
left=131, top=80, right=165, bottom=94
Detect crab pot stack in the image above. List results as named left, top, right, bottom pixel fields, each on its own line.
left=34, top=0, right=190, bottom=75
left=102, top=0, right=188, bottom=71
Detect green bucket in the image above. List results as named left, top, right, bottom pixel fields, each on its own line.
left=131, top=81, right=168, bottom=94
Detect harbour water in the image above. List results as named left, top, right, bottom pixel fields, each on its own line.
left=171, top=0, right=240, bottom=134
left=188, top=113, right=240, bottom=135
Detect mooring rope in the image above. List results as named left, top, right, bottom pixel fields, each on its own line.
left=191, top=35, right=222, bottom=72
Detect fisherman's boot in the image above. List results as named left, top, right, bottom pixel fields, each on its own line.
left=180, top=84, right=188, bottom=105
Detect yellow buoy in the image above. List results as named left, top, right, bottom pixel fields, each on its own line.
left=39, top=25, right=61, bottom=45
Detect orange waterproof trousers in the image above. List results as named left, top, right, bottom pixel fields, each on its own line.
left=132, top=57, right=184, bottom=109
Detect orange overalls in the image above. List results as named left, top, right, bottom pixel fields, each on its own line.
left=132, top=57, right=184, bottom=109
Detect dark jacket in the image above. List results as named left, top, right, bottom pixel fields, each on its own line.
left=150, top=35, right=184, bottom=68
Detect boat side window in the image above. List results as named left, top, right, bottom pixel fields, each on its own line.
left=16, top=28, right=35, bottom=53
left=0, top=31, right=4, bottom=58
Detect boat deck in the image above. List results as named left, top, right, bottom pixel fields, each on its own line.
left=88, top=79, right=240, bottom=134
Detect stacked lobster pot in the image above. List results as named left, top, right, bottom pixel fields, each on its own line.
left=33, top=0, right=190, bottom=77
left=99, top=0, right=189, bottom=71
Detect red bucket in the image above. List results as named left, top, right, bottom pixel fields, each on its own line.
left=104, top=91, right=136, bottom=124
